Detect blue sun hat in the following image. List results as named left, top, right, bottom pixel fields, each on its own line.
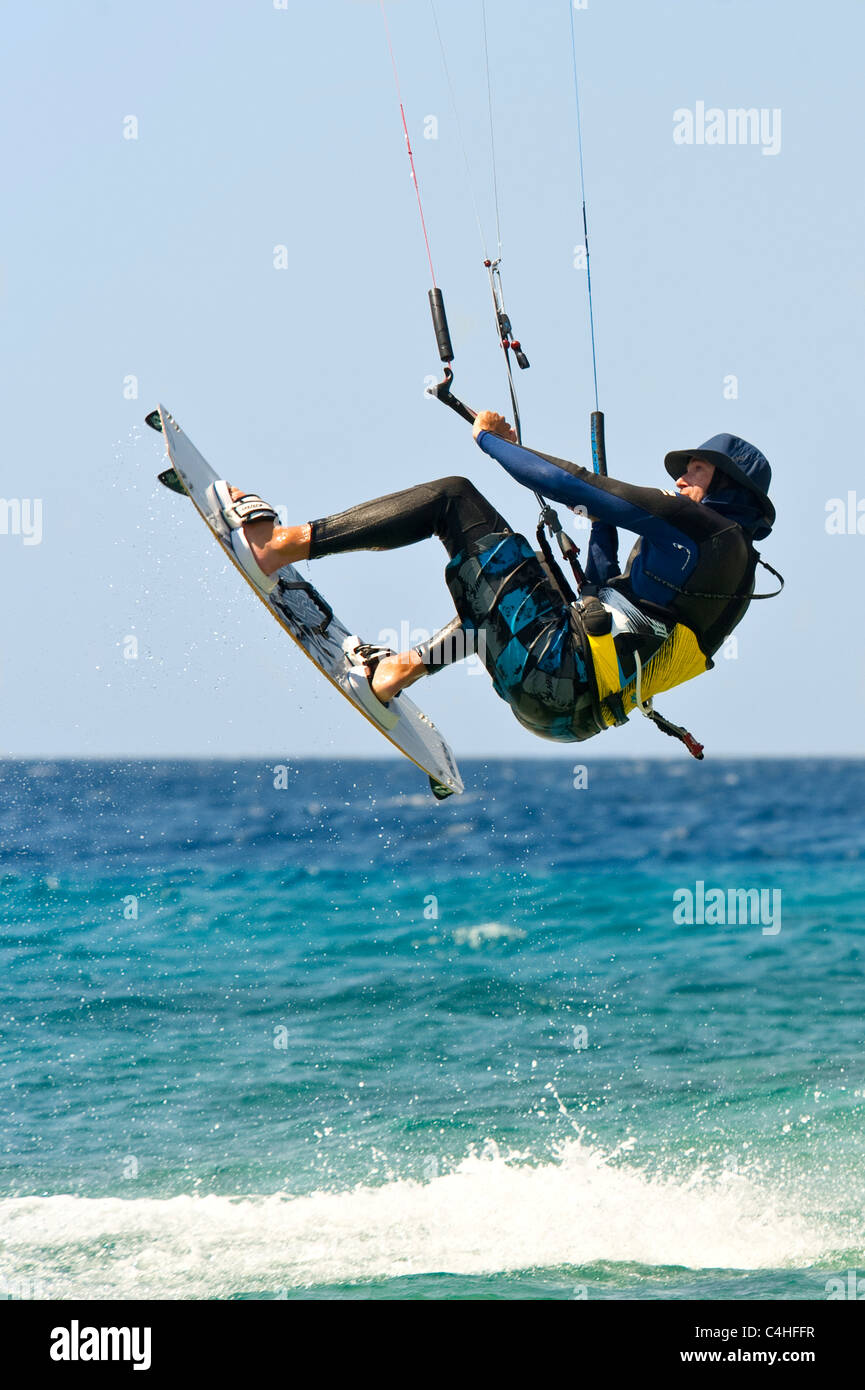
left=664, top=433, right=775, bottom=530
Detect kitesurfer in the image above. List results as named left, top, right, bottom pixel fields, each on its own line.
left=213, top=415, right=776, bottom=746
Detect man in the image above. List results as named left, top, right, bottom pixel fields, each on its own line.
left=211, top=413, right=777, bottom=747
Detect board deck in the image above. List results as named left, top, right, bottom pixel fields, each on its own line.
left=146, top=405, right=463, bottom=798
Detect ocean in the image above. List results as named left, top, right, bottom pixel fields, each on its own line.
left=1, top=756, right=863, bottom=1301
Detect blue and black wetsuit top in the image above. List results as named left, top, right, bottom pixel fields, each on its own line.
left=472, top=430, right=774, bottom=738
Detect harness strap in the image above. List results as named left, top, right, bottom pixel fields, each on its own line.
left=752, top=556, right=785, bottom=598
left=632, top=650, right=705, bottom=760
left=642, top=553, right=785, bottom=602
left=643, top=707, right=705, bottom=759
left=574, top=609, right=707, bottom=756
left=536, top=519, right=578, bottom=606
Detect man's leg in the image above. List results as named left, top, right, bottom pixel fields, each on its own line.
left=373, top=615, right=472, bottom=703
left=238, top=477, right=511, bottom=700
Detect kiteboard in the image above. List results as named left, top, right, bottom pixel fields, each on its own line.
left=145, top=405, right=463, bottom=799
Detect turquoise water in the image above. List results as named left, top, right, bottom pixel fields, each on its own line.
left=1, top=758, right=863, bottom=1300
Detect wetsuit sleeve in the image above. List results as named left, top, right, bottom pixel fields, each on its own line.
left=585, top=522, right=619, bottom=586
left=475, top=429, right=711, bottom=551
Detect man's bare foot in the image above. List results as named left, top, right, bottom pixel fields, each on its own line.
left=227, top=485, right=311, bottom=575
left=370, top=649, right=426, bottom=701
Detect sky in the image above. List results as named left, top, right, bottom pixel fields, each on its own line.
left=1, top=0, right=863, bottom=759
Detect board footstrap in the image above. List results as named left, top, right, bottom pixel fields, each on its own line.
left=277, top=579, right=334, bottom=635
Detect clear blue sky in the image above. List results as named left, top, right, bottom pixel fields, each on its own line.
left=1, top=0, right=862, bottom=758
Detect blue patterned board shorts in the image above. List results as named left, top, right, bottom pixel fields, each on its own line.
left=444, top=530, right=598, bottom=742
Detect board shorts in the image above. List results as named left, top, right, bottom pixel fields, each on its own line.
left=444, top=529, right=598, bottom=742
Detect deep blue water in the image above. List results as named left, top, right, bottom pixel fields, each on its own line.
left=1, top=757, right=864, bottom=1300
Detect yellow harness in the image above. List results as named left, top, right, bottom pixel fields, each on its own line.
left=586, top=622, right=710, bottom=727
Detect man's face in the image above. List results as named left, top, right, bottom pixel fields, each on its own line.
left=675, top=457, right=716, bottom=503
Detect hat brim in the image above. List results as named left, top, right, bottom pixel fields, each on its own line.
left=664, top=448, right=775, bottom=527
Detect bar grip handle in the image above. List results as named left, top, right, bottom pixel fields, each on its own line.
left=591, top=410, right=607, bottom=476
left=429, top=287, right=454, bottom=364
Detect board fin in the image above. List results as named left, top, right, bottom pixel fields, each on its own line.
left=158, top=467, right=187, bottom=495
left=146, top=409, right=185, bottom=492
left=429, top=776, right=456, bottom=801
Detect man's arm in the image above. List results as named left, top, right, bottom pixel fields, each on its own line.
left=474, top=429, right=706, bottom=552
left=585, top=521, right=620, bottom=586
left=475, top=428, right=698, bottom=536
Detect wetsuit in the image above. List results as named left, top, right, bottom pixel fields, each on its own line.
left=308, top=430, right=770, bottom=743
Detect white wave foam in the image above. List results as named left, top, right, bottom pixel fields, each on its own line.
left=0, top=1139, right=837, bottom=1299
left=450, top=922, right=526, bottom=948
